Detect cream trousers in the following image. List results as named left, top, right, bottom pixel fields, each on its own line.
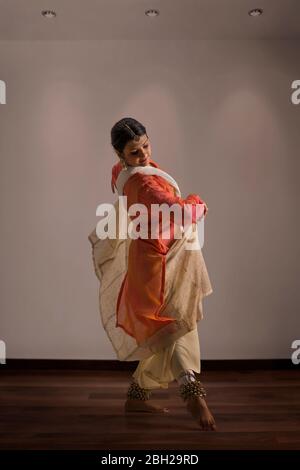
left=131, top=327, right=201, bottom=390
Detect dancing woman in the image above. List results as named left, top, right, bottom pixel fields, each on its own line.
left=89, top=117, right=216, bottom=431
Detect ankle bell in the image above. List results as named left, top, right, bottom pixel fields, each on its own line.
left=127, top=380, right=152, bottom=401
left=179, top=380, right=207, bottom=402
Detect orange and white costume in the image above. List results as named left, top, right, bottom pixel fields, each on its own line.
left=88, top=158, right=213, bottom=389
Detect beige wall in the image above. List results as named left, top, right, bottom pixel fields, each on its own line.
left=0, top=40, right=299, bottom=359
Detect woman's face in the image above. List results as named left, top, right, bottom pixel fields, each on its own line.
left=119, top=134, right=151, bottom=167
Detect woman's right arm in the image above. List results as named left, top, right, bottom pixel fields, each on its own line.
left=137, top=174, right=206, bottom=224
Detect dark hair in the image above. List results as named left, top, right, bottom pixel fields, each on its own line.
left=111, top=117, right=147, bottom=154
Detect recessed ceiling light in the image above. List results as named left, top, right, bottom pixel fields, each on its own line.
left=145, top=9, right=160, bottom=17
left=248, top=8, right=263, bottom=17
left=41, top=10, right=57, bottom=19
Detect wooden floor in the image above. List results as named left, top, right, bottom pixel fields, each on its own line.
left=0, top=368, right=299, bottom=450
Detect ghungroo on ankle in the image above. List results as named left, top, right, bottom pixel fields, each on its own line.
left=126, top=380, right=152, bottom=401
left=179, top=380, right=207, bottom=402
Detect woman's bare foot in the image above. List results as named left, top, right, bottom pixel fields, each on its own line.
left=125, top=398, right=170, bottom=414
left=186, top=396, right=217, bottom=431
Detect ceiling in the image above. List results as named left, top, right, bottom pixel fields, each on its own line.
left=0, top=0, right=299, bottom=40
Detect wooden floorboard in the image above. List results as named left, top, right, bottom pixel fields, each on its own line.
left=0, top=369, right=299, bottom=450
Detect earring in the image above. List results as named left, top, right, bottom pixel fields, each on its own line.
left=120, top=158, right=128, bottom=170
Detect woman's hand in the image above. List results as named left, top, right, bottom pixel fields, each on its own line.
left=188, top=195, right=209, bottom=219
left=203, top=202, right=209, bottom=217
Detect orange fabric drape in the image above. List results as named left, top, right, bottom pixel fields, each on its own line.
left=113, top=159, right=205, bottom=345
